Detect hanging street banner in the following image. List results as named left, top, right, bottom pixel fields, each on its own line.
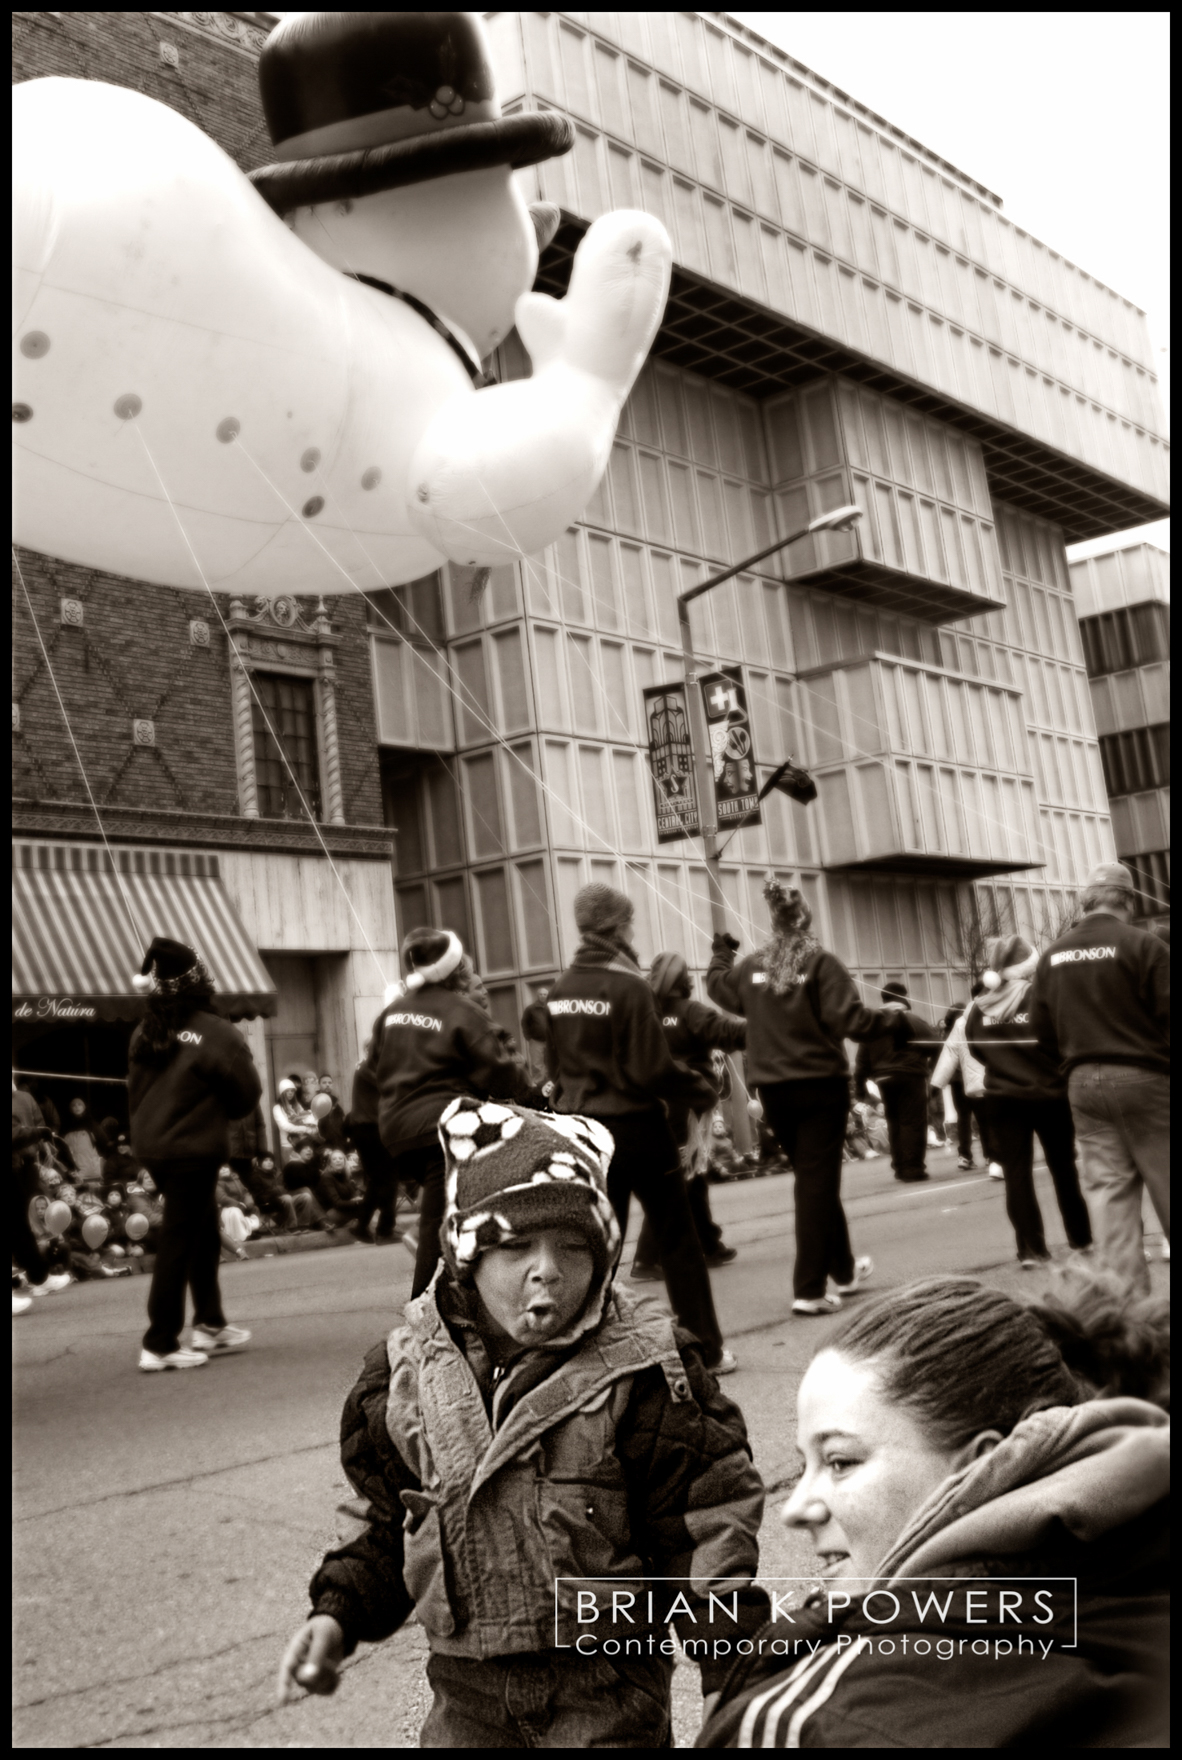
left=699, top=666, right=762, bottom=831
left=643, top=682, right=701, bottom=843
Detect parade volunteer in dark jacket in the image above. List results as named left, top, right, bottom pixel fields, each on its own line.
left=369, top=927, right=539, bottom=1297
left=632, top=952, right=746, bottom=1277
left=128, top=938, right=261, bottom=1372
left=698, top=1273, right=1169, bottom=1749
left=344, top=1037, right=399, bottom=1246
left=853, top=981, right=935, bottom=1182
left=966, top=934, right=1092, bottom=1268
left=1031, top=862, right=1170, bottom=1296
left=545, top=883, right=733, bottom=1373
left=708, top=882, right=910, bottom=1315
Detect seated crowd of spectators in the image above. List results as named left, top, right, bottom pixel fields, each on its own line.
left=13, top=1069, right=414, bottom=1298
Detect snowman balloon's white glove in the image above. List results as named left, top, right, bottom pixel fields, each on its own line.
left=407, top=210, right=672, bottom=565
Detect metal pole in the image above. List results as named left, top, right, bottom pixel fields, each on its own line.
left=678, top=594, right=729, bottom=936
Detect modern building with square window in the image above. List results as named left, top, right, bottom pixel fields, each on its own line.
left=12, top=11, right=1170, bottom=1128
left=1068, top=543, right=1170, bottom=924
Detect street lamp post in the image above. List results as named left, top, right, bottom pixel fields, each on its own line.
left=677, top=504, right=864, bottom=937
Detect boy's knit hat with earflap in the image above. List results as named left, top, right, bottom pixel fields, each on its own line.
left=438, top=1099, right=620, bottom=1283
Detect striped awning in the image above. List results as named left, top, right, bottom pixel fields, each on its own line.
left=13, top=842, right=277, bottom=1024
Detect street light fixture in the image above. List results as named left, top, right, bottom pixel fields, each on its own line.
left=676, top=503, right=864, bottom=935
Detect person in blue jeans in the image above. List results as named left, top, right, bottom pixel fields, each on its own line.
left=1031, top=862, right=1170, bottom=1294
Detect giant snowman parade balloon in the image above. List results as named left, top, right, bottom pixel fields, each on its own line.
left=12, top=12, right=672, bottom=594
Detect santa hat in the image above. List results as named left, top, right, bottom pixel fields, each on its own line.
left=981, top=934, right=1038, bottom=990
left=401, top=927, right=465, bottom=992
left=438, top=1099, right=619, bottom=1283
left=131, top=937, right=208, bottom=996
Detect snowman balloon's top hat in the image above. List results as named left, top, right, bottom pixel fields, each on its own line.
left=250, top=12, right=573, bottom=216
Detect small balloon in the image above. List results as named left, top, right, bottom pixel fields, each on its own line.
left=128, top=1243, right=145, bottom=1258
left=310, top=1093, right=333, bottom=1121
left=107, top=1243, right=126, bottom=1257
left=82, top=1213, right=110, bottom=1249
left=45, top=1200, right=73, bottom=1236
left=125, top=1212, right=150, bottom=1241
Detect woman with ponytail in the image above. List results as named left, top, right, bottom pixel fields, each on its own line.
left=699, top=1270, right=1169, bottom=1747
left=707, top=882, right=912, bottom=1316
left=128, top=938, right=262, bottom=1372
left=965, top=934, right=1093, bottom=1268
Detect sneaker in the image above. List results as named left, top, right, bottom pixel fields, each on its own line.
left=894, top=1172, right=929, bottom=1183
left=347, top=1222, right=374, bottom=1245
left=629, top=1263, right=663, bottom=1282
left=12, top=1292, right=32, bottom=1315
left=832, top=1255, right=874, bottom=1296
left=988, top=1163, right=1005, bottom=1181
left=139, top=1346, right=208, bottom=1371
left=704, top=1245, right=738, bottom=1268
left=190, top=1323, right=251, bottom=1355
left=1018, top=1256, right=1051, bottom=1271
left=927, top=1129, right=943, bottom=1147
left=792, top=1294, right=843, bottom=1316
left=31, top=1271, right=72, bottom=1295
left=957, top=1156, right=975, bottom=1171
left=712, top=1348, right=738, bottom=1375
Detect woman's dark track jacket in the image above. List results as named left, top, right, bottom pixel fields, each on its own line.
left=707, top=947, right=907, bottom=1086
left=128, top=1009, right=262, bottom=1164
left=544, top=945, right=710, bottom=1117
left=369, top=981, right=536, bottom=1153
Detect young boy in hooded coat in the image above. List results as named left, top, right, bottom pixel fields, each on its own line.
left=278, top=1101, right=769, bottom=1746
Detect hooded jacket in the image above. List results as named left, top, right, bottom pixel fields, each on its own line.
left=368, top=980, right=536, bottom=1153
left=545, top=942, right=710, bottom=1117
left=708, top=946, right=907, bottom=1087
left=965, top=981, right=1065, bottom=1101
left=698, top=1398, right=1169, bottom=1749
left=931, top=1010, right=987, bottom=1099
left=128, top=1008, right=262, bottom=1165
left=309, top=1270, right=769, bottom=1690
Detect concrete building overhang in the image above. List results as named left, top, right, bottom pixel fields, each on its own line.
left=825, top=854, right=1044, bottom=878
left=537, top=219, right=1168, bottom=544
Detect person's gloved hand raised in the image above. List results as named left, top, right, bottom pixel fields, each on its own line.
left=711, top=931, right=741, bottom=961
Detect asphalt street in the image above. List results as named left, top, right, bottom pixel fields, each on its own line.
left=13, top=1146, right=1168, bottom=1749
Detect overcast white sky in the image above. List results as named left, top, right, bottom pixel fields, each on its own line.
left=732, top=11, right=1170, bottom=555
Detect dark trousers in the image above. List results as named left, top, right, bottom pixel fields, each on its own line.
left=351, top=1122, right=398, bottom=1238
left=968, top=1094, right=1001, bottom=1163
left=142, top=1158, right=227, bottom=1354
left=591, top=1109, right=723, bottom=1367
left=13, top=1167, right=48, bottom=1286
left=976, top=1095, right=1092, bottom=1261
left=404, top=1143, right=447, bottom=1298
left=880, top=1074, right=929, bottom=1179
left=760, top=1078, right=854, bottom=1301
left=949, top=1080, right=974, bottom=1159
left=422, top=1647, right=672, bottom=1748
left=634, top=1173, right=722, bottom=1266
